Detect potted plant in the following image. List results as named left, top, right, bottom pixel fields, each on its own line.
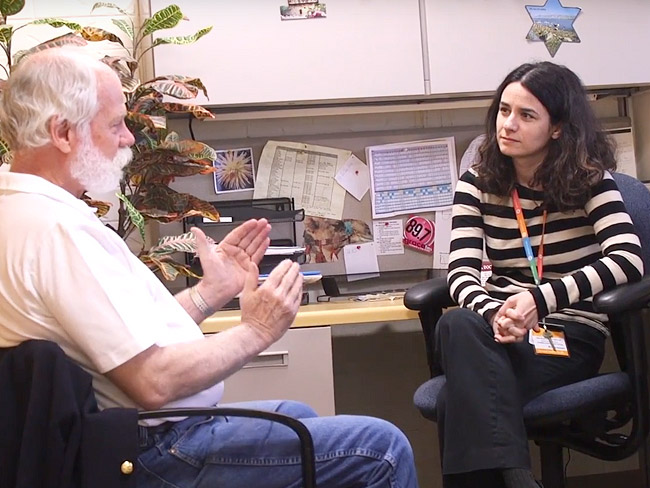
left=0, top=1, right=220, bottom=281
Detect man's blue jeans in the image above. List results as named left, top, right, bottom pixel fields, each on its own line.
left=136, top=400, right=419, bottom=487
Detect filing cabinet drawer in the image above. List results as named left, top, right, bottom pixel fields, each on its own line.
left=220, top=326, right=335, bottom=416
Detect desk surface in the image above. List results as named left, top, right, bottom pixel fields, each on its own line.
left=200, top=297, right=419, bottom=333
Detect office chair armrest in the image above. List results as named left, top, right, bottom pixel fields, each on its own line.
left=592, top=275, right=650, bottom=314
left=404, top=277, right=454, bottom=311
left=138, top=407, right=316, bottom=488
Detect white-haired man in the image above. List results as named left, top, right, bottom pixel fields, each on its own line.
left=0, top=47, right=418, bottom=488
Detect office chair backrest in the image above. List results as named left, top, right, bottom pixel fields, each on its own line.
left=613, top=172, right=650, bottom=271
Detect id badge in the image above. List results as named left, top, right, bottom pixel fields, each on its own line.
left=529, top=323, right=570, bottom=357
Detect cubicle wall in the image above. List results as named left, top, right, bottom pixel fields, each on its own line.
left=149, top=0, right=426, bottom=104
left=150, top=0, right=650, bottom=104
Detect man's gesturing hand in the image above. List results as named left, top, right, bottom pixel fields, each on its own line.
left=192, top=219, right=271, bottom=311
left=239, top=259, right=303, bottom=344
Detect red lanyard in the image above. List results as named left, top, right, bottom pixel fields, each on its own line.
left=512, top=189, right=547, bottom=284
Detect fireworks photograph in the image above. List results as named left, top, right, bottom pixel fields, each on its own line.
left=213, top=147, right=256, bottom=194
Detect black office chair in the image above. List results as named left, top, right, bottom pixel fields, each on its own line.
left=0, top=340, right=317, bottom=488
left=404, top=172, right=650, bottom=487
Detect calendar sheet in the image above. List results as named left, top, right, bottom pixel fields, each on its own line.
left=366, top=137, right=457, bottom=219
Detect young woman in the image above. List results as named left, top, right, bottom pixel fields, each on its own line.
left=437, top=61, right=644, bottom=487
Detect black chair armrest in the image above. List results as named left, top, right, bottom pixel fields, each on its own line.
left=404, top=277, right=454, bottom=311
left=593, top=275, right=650, bottom=314
left=139, top=407, right=316, bottom=488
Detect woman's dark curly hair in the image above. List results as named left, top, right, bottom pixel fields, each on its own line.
left=476, top=61, right=616, bottom=210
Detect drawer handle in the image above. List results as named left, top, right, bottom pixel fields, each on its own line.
left=243, top=350, right=289, bottom=369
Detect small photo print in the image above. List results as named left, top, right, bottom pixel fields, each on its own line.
left=287, top=0, right=319, bottom=4
left=213, top=147, right=255, bottom=194
left=280, top=3, right=326, bottom=20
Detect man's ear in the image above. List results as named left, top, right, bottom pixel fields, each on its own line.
left=48, top=116, right=73, bottom=153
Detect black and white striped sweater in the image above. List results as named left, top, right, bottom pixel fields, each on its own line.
left=447, top=169, right=644, bottom=334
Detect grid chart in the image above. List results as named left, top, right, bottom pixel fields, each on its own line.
left=267, top=146, right=338, bottom=208
left=372, top=144, right=453, bottom=216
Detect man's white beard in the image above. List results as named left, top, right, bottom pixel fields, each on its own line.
left=69, top=126, right=133, bottom=195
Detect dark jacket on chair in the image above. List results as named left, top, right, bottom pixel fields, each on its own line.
left=0, top=340, right=138, bottom=488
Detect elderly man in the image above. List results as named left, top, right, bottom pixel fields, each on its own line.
left=0, top=47, right=418, bottom=488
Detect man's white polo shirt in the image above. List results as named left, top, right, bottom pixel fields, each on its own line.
left=0, top=172, right=223, bottom=412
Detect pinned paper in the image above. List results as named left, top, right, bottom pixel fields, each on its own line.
left=373, top=220, right=404, bottom=255
left=433, top=210, right=453, bottom=269
left=344, top=242, right=380, bottom=276
left=335, top=154, right=370, bottom=201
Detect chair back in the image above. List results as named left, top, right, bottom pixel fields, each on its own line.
left=613, top=172, right=650, bottom=271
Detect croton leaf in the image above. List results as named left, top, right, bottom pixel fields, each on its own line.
left=149, top=231, right=197, bottom=255
left=139, top=184, right=189, bottom=214
left=146, top=75, right=208, bottom=98
left=16, top=33, right=86, bottom=64
left=142, top=4, right=184, bottom=37
left=161, top=102, right=214, bottom=119
left=0, top=0, right=25, bottom=17
left=137, top=184, right=219, bottom=223
left=181, top=195, right=220, bottom=222
left=145, top=79, right=198, bottom=100
left=91, top=2, right=130, bottom=18
left=111, top=18, right=133, bottom=40
left=142, top=253, right=200, bottom=281
left=160, top=138, right=217, bottom=164
left=130, top=94, right=163, bottom=115
left=0, top=25, right=13, bottom=44
left=143, top=254, right=179, bottom=281
left=152, top=26, right=212, bottom=48
left=101, top=55, right=139, bottom=92
left=126, top=111, right=157, bottom=130
left=80, top=195, right=111, bottom=218
left=30, top=18, right=82, bottom=31
left=80, top=26, right=124, bottom=46
left=0, top=135, right=10, bottom=159
left=116, top=192, right=146, bottom=244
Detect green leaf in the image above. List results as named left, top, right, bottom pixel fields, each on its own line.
left=0, top=136, right=10, bottom=155
left=116, top=192, right=146, bottom=244
left=0, top=135, right=12, bottom=165
left=91, top=2, right=129, bottom=17
left=0, top=0, right=24, bottom=17
left=111, top=18, right=133, bottom=40
left=0, top=25, right=12, bottom=44
left=30, top=18, right=82, bottom=31
left=152, top=26, right=212, bottom=47
left=142, top=4, right=184, bottom=37
left=149, top=231, right=197, bottom=255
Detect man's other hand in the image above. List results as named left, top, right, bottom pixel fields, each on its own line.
left=239, top=259, right=303, bottom=343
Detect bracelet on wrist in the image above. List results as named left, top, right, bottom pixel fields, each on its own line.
left=189, top=285, right=215, bottom=316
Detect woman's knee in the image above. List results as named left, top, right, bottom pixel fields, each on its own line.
left=436, top=308, right=487, bottom=344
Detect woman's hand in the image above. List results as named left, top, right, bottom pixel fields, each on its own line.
left=492, top=291, right=540, bottom=343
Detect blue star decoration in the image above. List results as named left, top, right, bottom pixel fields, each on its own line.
left=525, top=0, right=581, bottom=57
